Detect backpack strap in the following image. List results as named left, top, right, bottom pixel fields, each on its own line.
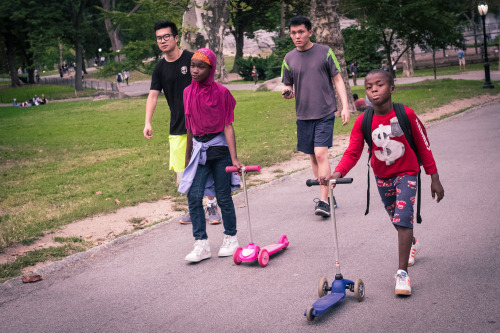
left=361, top=107, right=374, bottom=216
left=393, top=103, right=423, bottom=224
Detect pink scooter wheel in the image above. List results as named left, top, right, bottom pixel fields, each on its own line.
left=258, top=249, right=269, bottom=267
left=233, top=247, right=243, bottom=265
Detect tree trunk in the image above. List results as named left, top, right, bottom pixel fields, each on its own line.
left=75, top=43, right=83, bottom=91
left=230, top=23, right=244, bottom=73
left=432, top=48, right=437, bottom=80
left=402, top=46, right=415, bottom=77
left=5, top=31, right=21, bottom=87
left=71, top=0, right=88, bottom=91
left=100, top=0, right=123, bottom=53
left=181, top=0, right=229, bottom=83
left=279, top=1, right=286, bottom=39
left=311, top=0, right=355, bottom=113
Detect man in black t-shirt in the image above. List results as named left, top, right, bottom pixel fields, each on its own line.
left=143, top=20, right=221, bottom=225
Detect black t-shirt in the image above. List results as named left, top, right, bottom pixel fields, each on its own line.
left=194, top=133, right=230, bottom=161
left=150, top=50, right=193, bottom=135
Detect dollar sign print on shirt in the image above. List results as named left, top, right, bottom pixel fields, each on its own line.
left=372, top=117, right=405, bottom=165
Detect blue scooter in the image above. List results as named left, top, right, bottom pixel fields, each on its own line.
left=304, top=178, right=365, bottom=322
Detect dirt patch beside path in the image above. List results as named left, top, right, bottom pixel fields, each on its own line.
left=2, top=93, right=500, bottom=271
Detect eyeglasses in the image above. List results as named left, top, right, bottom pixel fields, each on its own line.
left=156, top=34, right=174, bottom=42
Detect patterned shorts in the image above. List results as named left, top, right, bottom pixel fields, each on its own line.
left=375, top=174, right=417, bottom=229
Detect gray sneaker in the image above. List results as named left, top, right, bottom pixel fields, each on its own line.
left=179, top=214, right=191, bottom=224
left=206, top=203, right=222, bottom=225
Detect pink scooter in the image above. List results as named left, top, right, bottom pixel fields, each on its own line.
left=226, top=165, right=289, bottom=267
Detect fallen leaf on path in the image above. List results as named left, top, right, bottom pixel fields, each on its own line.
left=115, top=199, right=120, bottom=205
left=22, top=275, right=43, bottom=283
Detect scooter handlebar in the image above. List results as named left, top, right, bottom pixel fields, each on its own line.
left=225, top=165, right=261, bottom=173
left=306, top=178, right=353, bottom=186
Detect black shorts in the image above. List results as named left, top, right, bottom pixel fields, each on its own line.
left=296, top=112, right=335, bottom=155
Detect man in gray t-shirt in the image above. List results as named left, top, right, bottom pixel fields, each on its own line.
left=281, top=15, right=351, bottom=218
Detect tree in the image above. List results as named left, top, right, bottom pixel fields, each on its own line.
left=310, top=0, right=355, bottom=112
left=227, top=0, right=279, bottom=73
left=98, top=0, right=188, bottom=75
left=342, top=25, right=384, bottom=76
left=181, top=0, right=231, bottom=83
left=350, top=0, right=463, bottom=78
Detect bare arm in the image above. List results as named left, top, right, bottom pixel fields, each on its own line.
left=185, top=130, right=193, bottom=168
left=430, top=173, right=444, bottom=203
left=332, top=73, right=351, bottom=126
left=143, top=90, right=160, bottom=139
left=224, top=124, right=244, bottom=169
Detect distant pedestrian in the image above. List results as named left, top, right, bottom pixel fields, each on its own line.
left=381, top=59, right=391, bottom=73
left=34, top=69, right=40, bottom=83
left=251, top=66, right=259, bottom=85
left=458, top=48, right=465, bottom=71
left=349, top=61, right=358, bottom=86
left=124, top=71, right=130, bottom=85
left=117, top=72, right=123, bottom=85
left=391, top=57, right=397, bottom=79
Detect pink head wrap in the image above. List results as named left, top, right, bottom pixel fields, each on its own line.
left=183, top=48, right=236, bottom=136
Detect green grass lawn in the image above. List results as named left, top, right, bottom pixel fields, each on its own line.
left=0, top=79, right=499, bottom=253
left=84, top=69, right=151, bottom=83
left=411, top=62, right=499, bottom=77
left=0, top=85, right=96, bottom=104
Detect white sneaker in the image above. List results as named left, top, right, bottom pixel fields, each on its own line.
left=408, top=238, right=420, bottom=267
left=218, top=235, right=239, bottom=257
left=395, top=269, right=411, bottom=296
left=185, top=239, right=211, bottom=262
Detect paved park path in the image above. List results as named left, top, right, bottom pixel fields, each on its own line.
left=1, top=97, right=499, bottom=332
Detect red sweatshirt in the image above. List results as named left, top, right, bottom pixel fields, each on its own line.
left=335, top=106, right=438, bottom=179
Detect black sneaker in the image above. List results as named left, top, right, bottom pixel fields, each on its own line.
left=314, top=198, right=331, bottom=217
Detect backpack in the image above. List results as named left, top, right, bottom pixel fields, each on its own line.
left=361, top=103, right=423, bottom=224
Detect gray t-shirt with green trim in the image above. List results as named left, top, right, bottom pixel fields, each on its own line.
left=281, top=43, right=341, bottom=120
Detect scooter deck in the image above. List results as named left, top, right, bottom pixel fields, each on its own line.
left=310, top=292, right=346, bottom=316
left=261, top=242, right=286, bottom=255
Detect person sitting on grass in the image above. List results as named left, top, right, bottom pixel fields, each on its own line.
left=178, top=48, right=244, bottom=263
left=353, top=93, right=369, bottom=111
left=320, top=69, right=444, bottom=296
left=38, top=94, right=48, bottom=105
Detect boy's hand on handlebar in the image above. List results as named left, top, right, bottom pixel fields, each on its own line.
left=319, top=171, right=342, bottom=188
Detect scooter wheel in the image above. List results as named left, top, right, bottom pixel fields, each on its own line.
left=233, top=247, right=243, bottom=265
left=258, top=249, right=269, bottom=267
left=354, top=279, right=365, bottom=302
left=318, top=277, right=329, bottom=298
left=306, top=306, right=315, bottom=322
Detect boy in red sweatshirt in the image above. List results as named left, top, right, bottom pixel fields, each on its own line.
left=320, top=69, right=444, bottom=296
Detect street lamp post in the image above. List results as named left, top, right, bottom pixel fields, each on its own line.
left=478, top=2, right=494, bottom=89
